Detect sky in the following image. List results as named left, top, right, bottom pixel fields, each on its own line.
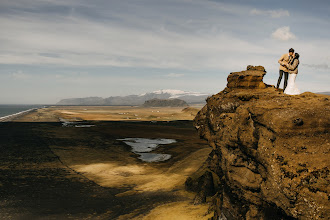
left=0, top=0, right=329, bottom=104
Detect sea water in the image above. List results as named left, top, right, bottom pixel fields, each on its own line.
left=0, top=104, right=43, bottom=121
left=117, top=138, right=176, bottom=162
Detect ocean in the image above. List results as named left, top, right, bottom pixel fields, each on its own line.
left=0, top=105, right=44, bottom=120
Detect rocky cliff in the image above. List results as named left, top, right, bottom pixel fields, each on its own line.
left=189, top=66, right=329, bottom=219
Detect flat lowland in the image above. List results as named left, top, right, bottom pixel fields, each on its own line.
left=13, top=105, right=203, bottom=122
left=0, top=106, right=212, bottom=219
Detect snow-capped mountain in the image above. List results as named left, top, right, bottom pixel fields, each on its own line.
left=57, top=89, right=210, bottom=105
left=150, top=89, right=209, bottom=98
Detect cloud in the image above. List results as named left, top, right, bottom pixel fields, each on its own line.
left=302, top=63, right=329, bottom=70
left=0, top=0, right=330, bottom=103
left=39, top=53, right=61, bottom=58
left=165, top=73, right=185, bottom=78
left=250, top=8, right=290, bottom=18
left=11, top=71, right=31, bottom=80
left=0, top=10, right=266, bottom=70
left=271, top=26, right=296, bottom=41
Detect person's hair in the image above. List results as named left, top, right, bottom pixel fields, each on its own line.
left=289, top=48, right=294, bottom=53
left=289, top=53, right=300, bottom=65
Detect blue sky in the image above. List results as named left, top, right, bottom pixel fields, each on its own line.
left=0, top=0, right=329, bottom=104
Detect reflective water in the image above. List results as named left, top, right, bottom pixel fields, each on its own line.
left=59, top=118, right=95, bottom=128
left=117, top=138, right=176, bottom=162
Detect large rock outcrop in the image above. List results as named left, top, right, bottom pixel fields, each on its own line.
left=191, top=66, right=329, bottom=219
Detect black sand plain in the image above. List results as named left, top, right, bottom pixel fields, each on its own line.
left=0, top=120, right=211, bottom=219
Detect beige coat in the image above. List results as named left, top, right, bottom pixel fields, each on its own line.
left=278, top=53, right=294, bottom=72
left=286, top=59, right=299, bottom=74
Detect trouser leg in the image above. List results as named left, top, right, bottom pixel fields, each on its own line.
left=283, top=71, right=289, bottom=90
left=276, top=70, right=283, bottom=89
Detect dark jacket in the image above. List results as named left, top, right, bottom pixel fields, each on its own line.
left=287, top=58, right=299, bottom=74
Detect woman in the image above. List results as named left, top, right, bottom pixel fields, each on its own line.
left=284, top=53, right=301, bottom=95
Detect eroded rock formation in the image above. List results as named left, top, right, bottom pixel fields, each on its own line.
left=190, top=66, right=329, bottom=219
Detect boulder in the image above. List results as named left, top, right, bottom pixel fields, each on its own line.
left=227, top=65, right=267, bottom=89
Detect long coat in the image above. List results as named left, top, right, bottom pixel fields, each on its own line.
left=287, top=59, right=299, bottom=74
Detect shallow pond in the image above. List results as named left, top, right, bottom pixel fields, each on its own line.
left=117, top=138, right=176, bottom=162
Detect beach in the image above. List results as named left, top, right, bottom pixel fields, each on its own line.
left=0, top=106, right=212, bottom=219
left=0, top=105, right=44, bottom=122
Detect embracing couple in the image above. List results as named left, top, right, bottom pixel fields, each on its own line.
left=276, top=48, right=301, bottom=95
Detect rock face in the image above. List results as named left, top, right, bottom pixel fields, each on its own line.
left=227, top=65, right=267, bottom=89
left=191, top=66, right=330, bottom=219
left=142, top=98, right=188, bottom=107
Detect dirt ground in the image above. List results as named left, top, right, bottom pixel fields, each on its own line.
left=0, top=106, right=212, bottom=219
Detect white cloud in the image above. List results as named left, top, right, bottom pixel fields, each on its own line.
left=250, top=8, right=290, bottom=18
left=302, top=63, right=329, bottom=70
left=0, top=12, right=266, bottom=70
left=165, top=73, right=185, bottom=78
left=0, top=0, right=330, bottom=103
left=11, top=71, right=31, bottom=80
left=271, top=26, right=296, bottom=41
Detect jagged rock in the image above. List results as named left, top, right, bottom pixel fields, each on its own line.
left=194, top=190, right=206, bottom=205
left=227, top=65, right=267, bottom=89
left=192, top=66, right=330, bottom=219
left=185, top=176, right=195, bottom=192
left=197, top=171, right=215, bottom=196
left=293, top=118, right=304, bottom=126
left=191, top=170, right=216, bottom=205
left=186, top=170, right=216, bottom=202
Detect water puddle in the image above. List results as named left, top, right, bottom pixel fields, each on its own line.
left=138, top=153, right=172, bottom=162
left=117, top=138, right=176, bottom=162
left=74, top=125, right=95, bottom=128
left=59, top=118, right=95, bottom=128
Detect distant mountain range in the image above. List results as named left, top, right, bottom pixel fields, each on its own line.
left=317, top=92, right=330, bottom=96
left=142, top=98, right=189, bottom=107
left=56, top=89, right=210, bottom=106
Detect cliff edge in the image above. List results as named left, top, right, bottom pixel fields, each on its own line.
left=191, top=66, right=329, bottom=219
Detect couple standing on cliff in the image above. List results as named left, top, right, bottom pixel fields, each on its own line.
left=276, top=48, right=301, bottom=95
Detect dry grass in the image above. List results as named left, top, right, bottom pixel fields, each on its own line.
left=118, top=201, right=213, bottom=220
left=53, top=147, right=211, bottom=193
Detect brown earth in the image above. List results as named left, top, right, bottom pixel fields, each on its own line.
left=191, top=66, right=330, bottom=219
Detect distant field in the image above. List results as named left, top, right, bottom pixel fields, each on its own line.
left=13, top=105, right=204, bottom=122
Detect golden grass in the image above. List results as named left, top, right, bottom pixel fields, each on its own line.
left=132, top=201, right=213, bottom=220
left=55, top=147, right=211, bottom=193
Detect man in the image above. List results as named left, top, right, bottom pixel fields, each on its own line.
left=277, top=48, right=294, bottom=90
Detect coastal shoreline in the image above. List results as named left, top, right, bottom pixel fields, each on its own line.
left=0, top=107, right=41, bottom=122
